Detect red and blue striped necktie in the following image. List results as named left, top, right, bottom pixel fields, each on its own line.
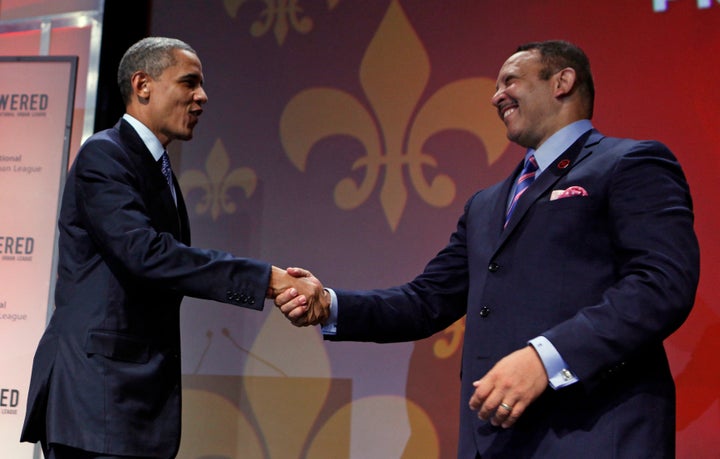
left=505, top=154, right=538, bottom=227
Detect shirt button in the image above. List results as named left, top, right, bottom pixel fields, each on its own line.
left=479, top=306, right=491, bottom=318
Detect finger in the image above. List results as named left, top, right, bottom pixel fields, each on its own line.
left=274, top=288, right=299, bottom=307
left=283, top=296, right=309, bottom=317
left=499, top=402, right=524, bottom=429
left=490, top=399, right=514, bottom=427
left=303, top=308, right=320, bottom=326
left=290, top=305, right=317, bottom=327
left=495, top=395, right=528, bottom=429
left=287, top=267, right=311, bottom=278
left=478, top=391, right=505, bottom=422
left=468, top=380, right=484, bottom=410
left=306, top=303, right=329, bottom=326
left=278, top=294, right=306, bottom=314
left=468, top=377, right=492, bottom=410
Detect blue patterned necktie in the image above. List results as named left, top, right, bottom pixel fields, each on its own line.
left=160, top=151, right=173, bottom=191
left=505, top=154, right=538, bottom=227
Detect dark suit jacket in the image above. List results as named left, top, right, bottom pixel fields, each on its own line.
left=328, top=130, right=699, bottom=458
left=21, top=119, right=271, bottom=458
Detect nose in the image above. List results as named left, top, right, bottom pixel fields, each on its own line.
left=195, top=86, right=208, bottom=105
left=491, top=87, right=504, bottom=107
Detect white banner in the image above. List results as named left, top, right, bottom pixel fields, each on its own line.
left=0, top=56, right=77, bottom=458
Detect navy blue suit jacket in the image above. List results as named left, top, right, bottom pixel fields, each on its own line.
left=21, top=119, right=271, bottom=458
left=328, top=130, right=699, bottom=458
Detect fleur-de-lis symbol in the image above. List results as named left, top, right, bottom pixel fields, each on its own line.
left=178, top=138, right=257, bottom=220
left=280, top=0, right=508, bottom=231
left=179, top=311, right=441, bottom=458
left=223, top=0, right=341, bottom=45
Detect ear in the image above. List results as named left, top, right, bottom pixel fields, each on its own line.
left=130, top=71, right=151, bottom=101
left=553, top=67, right=577, bottom=98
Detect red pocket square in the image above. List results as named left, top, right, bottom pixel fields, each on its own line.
left=550, top=186, right=588, bottom=201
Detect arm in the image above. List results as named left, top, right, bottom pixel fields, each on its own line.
left=469, top=140, right=699, bottom=427
left=73, top=138, right=321, bottom=309
left=276, top=198, right=475, bottom=339
left=545, top=141, right=699, bottom=379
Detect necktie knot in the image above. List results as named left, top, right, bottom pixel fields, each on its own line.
left=505, top=154, right=538, bottom=227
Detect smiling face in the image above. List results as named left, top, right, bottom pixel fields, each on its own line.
left=134, top=49, right=208, bottom=146
left=491, top=50, right=565, bottom=150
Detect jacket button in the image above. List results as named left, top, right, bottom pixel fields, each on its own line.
left=488, top=262, right=500, bottom=272
left=479, top=306, right=491, bottom=318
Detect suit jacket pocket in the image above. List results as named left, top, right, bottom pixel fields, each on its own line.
left=543, top=194, right=596, bottom=212
left=85, top=330, right=150, bottom=364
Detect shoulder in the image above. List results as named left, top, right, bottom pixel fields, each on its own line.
left=594, top=133, right=675, bottom=160
left=584, top=134, right=681, bottom=178
left=75, top=119, right=147, bottom=167
left=75, top=129, right=122, bottom=165
left=71, top=126, right=145, bottom=185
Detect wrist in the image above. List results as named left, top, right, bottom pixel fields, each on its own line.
left=267, top=266, right=285, bottom=298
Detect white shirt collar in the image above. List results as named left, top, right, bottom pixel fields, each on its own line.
left=122, top=113, right=166, bottom=161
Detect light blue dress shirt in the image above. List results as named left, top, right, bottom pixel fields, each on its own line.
left=322, top=120, right=594, bottom=389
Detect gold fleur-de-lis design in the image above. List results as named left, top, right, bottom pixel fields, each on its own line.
left=433, top=317, right=465, bottom=359
left=179, top=311, right=440, bottom=458
left=280, top=0, right=508, bottom=231
left=223, top=0, right=341, bottom=45
left=178, top=138, right=257, bottom=220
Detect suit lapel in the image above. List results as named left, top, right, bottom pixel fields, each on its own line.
left=498, top=129, right=602, bottom=241
left=117, top=119, right=186, bottom=240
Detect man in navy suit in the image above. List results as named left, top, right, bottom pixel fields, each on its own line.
left=276, top=40, right=699, bottom=457
left=20, top=37, right=325, bottom=459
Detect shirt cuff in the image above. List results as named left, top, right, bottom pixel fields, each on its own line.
left=528, top=336, right=578, bottom=389
left=320, top=288, right=338, bottom=335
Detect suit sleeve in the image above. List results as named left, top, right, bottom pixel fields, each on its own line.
left=73, top=137, right=271, bottom=310
left=543, top=140, right=699, bottom=381
left=328, top=197, right=473, bottom=343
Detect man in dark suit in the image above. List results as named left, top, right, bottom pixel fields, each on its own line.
left=276, top=40, right=699, bottom=457
left=20, top=37, right=325, bottom=459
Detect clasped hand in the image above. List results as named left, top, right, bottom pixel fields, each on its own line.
left=268, top=266, right=329, bottom=326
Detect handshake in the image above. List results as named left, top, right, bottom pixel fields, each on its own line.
left=267, top=266, right=330, bottom=327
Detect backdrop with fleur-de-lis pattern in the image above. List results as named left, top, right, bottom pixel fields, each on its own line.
left=147, top=1, right=720, bottom=457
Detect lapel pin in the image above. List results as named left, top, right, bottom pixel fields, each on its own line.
left=557, top=159, right=570, bottom=169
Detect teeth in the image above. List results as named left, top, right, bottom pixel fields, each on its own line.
left=503, top=108, right=515, bottom=119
